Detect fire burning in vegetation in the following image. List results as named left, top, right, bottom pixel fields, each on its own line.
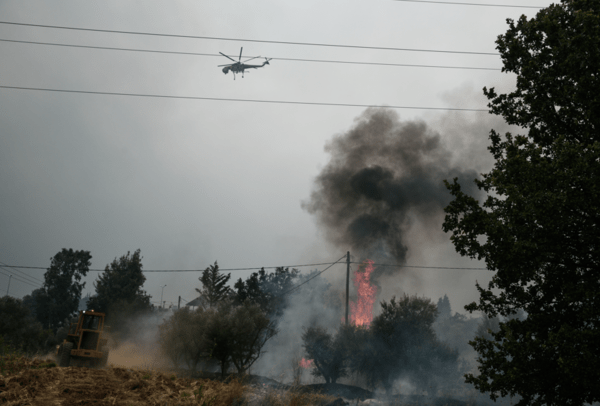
left=299, top=358, right=314, bottom=369
left=350, top=260, right=377, bottom=327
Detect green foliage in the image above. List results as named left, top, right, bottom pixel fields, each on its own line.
left=474, top=314, right=501, bottom=343
left=87, top=249, right=153, bottom=334
left=443, top=2, right=600, bottom=404
left=196, top=261, right=232, bottom=308
left=158, top=300, right=277, bottom=377
left=368, top=295, right=458, bottom=394
left=302, top=295, right=459, bottom=393
left=233, top=266, right=299, bottom=317
left=38, top=248, right=91, bottom=331
left=0, top=296, right=53, bottom=355
left=301, top=326, right=347, bottom=384
left=158, top=307, right=210, bottom=372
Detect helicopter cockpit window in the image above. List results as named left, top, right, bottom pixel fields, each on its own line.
left=82, top=315, right=100, bottom=330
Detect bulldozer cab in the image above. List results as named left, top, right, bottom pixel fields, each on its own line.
left=58, top=310, right=110, bottom=367
left=68, top=310, right=106, bottom=351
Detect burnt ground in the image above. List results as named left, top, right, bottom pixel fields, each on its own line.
left=298, top=384, right=471, bottom=405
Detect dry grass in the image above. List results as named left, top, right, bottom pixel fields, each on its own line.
left=255, top=386, right=337, bottom=406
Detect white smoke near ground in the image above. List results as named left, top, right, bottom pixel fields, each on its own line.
left=104, top=309, right=174, bottom=372
left=250, top=271, right=343, bottom=383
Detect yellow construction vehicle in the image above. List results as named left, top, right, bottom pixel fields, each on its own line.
left=56, top=310, right=110, bottom=367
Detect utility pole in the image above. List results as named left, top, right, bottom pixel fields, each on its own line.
left=160, top=285, right=167, bottom=309
left=178, top=296, right=181, bottom=310
left=345, top=251, right=350, bottom=325
left=5, top=275, right=11, bottom=296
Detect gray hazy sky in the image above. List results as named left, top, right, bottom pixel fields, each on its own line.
left=0, top=0, right=551, bottom=312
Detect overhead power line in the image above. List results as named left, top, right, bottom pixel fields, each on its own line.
left=0, top=261, right=45, bottom=284
left=351, top=261, right=487, bottom=270
left=277, top=254, right=348, bottom=297
left=0, top=21, right=499, bottom=56
left=0, top=38, right=501, bottom=71
left=2, top=261, right=489, bottom=273
left=0, top=269, right=41, bottom=289
left=0, top=85, right=489, bottom=112
left=392, top=0, right=542, bottom=8
left=0, top=261, right=343, bottom=273
left=0, top=267, right=44, bottom=287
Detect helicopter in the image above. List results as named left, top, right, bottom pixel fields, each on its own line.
left=219, top=47, right=271, bottom=79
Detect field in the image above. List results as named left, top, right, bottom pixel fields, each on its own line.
left=0, top=346, right=474, bottom=406
left=0, top=353, right=343, bottom=406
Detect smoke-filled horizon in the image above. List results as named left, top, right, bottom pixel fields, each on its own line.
left=303, top=108, right=481, bottom=271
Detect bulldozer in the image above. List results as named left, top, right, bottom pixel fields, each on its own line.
left=56, top=310, right=110, bottom=368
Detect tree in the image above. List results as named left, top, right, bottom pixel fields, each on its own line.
left=301, top=326, right=347, bottom=384
left=368, top=295, right=458, bottom=394
left=436, top=294, right=451, bottom=320
left=233, top=266, right=299, bottom=317
left=196, top=261, right=232, bottom=308
left=158, top=300, right=277, bottom=377
left=22, top=288, right=49, bottom=327
left=40, top=249, right=91, bottom=331
left=87, top=249, right=152, bottom=333
left=443, top=2, right=600, bottom=405
left=0, top=296, right=52, bottom=355
left=158, top=307, right=210, bottom=372
left=228, top=301, right=278, bottom=374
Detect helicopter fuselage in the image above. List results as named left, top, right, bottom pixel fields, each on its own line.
left=222, top=61, right=269, bottom=75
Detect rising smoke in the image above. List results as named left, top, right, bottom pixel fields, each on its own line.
left=302, top=108, right=481, bottom=267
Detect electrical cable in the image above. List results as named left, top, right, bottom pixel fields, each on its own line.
left=0, top=38, right=501, bottom=72
left=0, top=269, right=42, bottom=289
left=0, top=21, right=499, bottom=56
left=0, top=85, right=489, bottom=112
left=351, top=261, right=487, bottom=270
left=1, top=261, right=490, bottom=272
left=392, top=0, right=543, bottom=8
left=277, top=254, right=348, bottom=297
left=0, top=267, right=44, bottom=287
left=0, top=261, right=343, bottom=273
left=0, top=264, right=44, bottom=286
left=0, top=261, right=45, bottom=284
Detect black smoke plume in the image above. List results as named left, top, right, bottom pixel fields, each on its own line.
left=303, top=108, right=480, bottom=266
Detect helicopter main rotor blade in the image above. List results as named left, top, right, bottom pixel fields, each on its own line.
left=242, top=56, right=261, bottom=63
left=239, top=47, right=243, bottom=62
left=218, top=63, right=236, bottom=67
left=219, top=52, right=237, bottom=62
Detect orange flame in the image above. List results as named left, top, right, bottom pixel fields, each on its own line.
left=350, top=259, right=377, bottom=327
left=299, top=358, right=314, bottom=368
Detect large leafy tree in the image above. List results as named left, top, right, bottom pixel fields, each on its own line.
left=233, top=266, right=299, bottom=317
left=40, top=248, right=91, bottom=331
left=368, top=295, right=458, bottom=394
left=87, top=249, right=152, bottom=324
left=158, top=301, right=277, bottom=376
left=301, top=326, right=347, bottom=384
left=443, top=1, right=600, bottom=405
left=0, top=296, right=51, bottom=355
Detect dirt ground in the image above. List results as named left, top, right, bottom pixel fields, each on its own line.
left=0, top=348, right=471, bottom=406
left=0, top=355, right=345, bottom=406
left=0, top=358, right=250, bottom=406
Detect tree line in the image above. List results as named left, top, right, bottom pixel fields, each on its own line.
left=301, top=295, right=462, bottom=396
